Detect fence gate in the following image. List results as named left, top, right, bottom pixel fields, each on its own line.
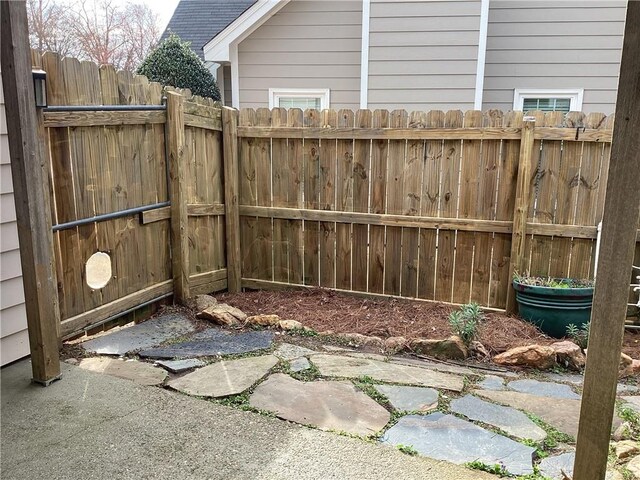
left=35, top=51, right=227, bottom=338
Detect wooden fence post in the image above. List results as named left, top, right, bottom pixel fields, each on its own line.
left=166, top=91, right=190, bottom=302
left=1, top=0, right=61, bottom=384
left=222, top=107, right=242, bottom=293
left=574, top=3, right=640, bottom=478
left=506, top=119, right=536, bottom=313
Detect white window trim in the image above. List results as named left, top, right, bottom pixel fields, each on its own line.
left=513, top=89, right=584, bottom=111
left=269, top=88, right=331, bottom=110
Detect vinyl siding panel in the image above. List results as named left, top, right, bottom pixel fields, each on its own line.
left=0, top=71, right=29, bottom=365
left=238, top=0, right=362, bottom=110
left=483, top=0, right=625, bottom=113
left=368, top=0, right=481, bottom=111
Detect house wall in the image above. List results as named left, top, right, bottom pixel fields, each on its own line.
left=0, top=72, right=29, bottom=366
left=367, top=0, right=481, bottom=111
left=483, top=0, right=626, bottom=113
left=237, top=0, right=362, bottom=110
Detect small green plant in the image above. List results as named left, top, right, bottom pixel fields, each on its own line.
left=513, top=271, right=594, bottom=288
left=448, top=302, right=484, bottom=345
left=618, top=405, right=640, bottom=440
left=566, top=321, right=590, bottom=349
left=466, top=460, right=508, bottom=476
left=397, top=444, right=418, bottom=456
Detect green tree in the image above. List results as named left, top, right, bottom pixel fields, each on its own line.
left=137, top=34, right=220, bottom=100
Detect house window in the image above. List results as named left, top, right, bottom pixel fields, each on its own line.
left=513, top=89, right=584, bottom=112
left=269, top=88, right=330, bottom=110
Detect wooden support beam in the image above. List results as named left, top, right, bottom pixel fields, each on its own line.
left=506, top=120, right=535, bottom=313
left=166, top=91, right=190, bottom=302
left=222, top=107, right=242, bottom=293
left=574, top=3, right=640, bottom=479
left=0, top=1, right=61, bottom=384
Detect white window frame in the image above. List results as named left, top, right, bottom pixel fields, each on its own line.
left=513, top=88, right=584, bottom=112
left=268, top=88, right=331, bottom=110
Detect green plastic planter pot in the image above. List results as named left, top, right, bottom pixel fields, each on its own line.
left=513, top=280, right=594, bottom=338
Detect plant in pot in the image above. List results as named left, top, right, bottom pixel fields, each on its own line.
left=512, top=271, right=595, bottom=338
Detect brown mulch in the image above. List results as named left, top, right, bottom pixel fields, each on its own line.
left=216, top=288, right=640, bottom=359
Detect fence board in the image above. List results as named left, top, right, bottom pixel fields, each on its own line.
left=417, top=110, right=444, bottom=300
left=271, top=108, right=289, bottom=283
left=335, top=110, right=354, bottom=290
left=319, top=109, right=337, bottom=288
left=352, top=109, right=372, bottom=292
left=384, top=110, right=408, bottom=296
left=303, top=109, right=321, bottom=286
left=368, top=109, right=389, bottom=294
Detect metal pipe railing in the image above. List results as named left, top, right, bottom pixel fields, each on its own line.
left=52, top=202, right=169, bottom=232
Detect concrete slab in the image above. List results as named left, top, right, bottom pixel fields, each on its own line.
left=450, top=395, right=547, bottom=442
left=138, top=329, right=273, bottom=359
left=507, top=379, right=580, bottom=400
left=81, top=313, right=196, bottom=355
left=381, top=413, right=535, bottom=475
left=78, top=357, right=167, bottom=386
left=475, top=389, right=583, bottom=438
left=250, top=374, right=391, bottom=437
left=155, top=359, right=205, bottom=373
left=273, top=343, right=317, bottom=361
left=373, top=385, right=438, bottom=412
left=167, top=355, right=278, bottom=398
left=1, top=360, right=497, bottom=480
left=539, top=452, right=575, bottom=480
left=312, top=354, right=464, bottom=392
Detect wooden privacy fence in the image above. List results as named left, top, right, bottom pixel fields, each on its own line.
left=33, top=51, right=227, bottom=338
left=235, top=107, right=639, bottom=311
left=30, top=51, right=640, bottom=339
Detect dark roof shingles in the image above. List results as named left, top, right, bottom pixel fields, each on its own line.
left=161, top=0, right=256, bottom=59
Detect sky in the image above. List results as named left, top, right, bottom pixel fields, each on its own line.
left=128, top=0, right=180, bottom=31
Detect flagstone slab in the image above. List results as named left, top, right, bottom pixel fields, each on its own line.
left=312, top=354, right=464, bottom=391
left=373, top=385, right=439, bottom=412
left=249, top=373, right=390, bottom=437
left=81, top=313, right=196, bottom=355
left=474, top=389, right=583, bottom=437
left=539, top=452, right=575, bottom=480
left=381, top=413, right=535, bottom=475
left=290, top=357, right=311, bottom=372
left=478, top=375, right=506, bottom=391
left=617, top=384, right=639, bottom=395
left=78, top=357, right=167, bottom=386
left=543, top=372, right=584, bottom=385
left=450, top=395, right=547, bottom=441
left=273, top=343, right=317, bottom=361
left=167, top=355, right=278, bottom=398
left=622, top=396, right=640, bottom=413
left=391, top=357, right=480, bottom=377
left=507, top=379, right=581, bottom=400
left=155, top=359, right=205, bottom=373
left=138, top=329, right=274, bottom=359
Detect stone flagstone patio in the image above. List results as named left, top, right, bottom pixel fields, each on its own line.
left=73, top=311, right=640, bottom=479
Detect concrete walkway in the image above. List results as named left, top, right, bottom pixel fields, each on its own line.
left=1, top=360, right=495, bottom=480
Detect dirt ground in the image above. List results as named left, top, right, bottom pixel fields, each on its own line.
left=216, top=288, right=640, bottom=359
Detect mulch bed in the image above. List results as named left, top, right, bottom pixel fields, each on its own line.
left=216, top=288, right=640, bottom=359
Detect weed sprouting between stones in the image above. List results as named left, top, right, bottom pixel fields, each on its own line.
left=617, top=404, right=640, bottom=440
left=396, top=444, right=418, bottom=456
left=466, top=460, right=508, bottom=476
left=525, top=413, right=574, bottom=450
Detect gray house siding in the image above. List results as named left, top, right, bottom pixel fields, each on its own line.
left=367, top=0, right=481, bottom=111
left=0, top=72, right=29, bottom=366
left=237, top=0, right=362, bottom=110
left=483, top=0, right=625, bottom=113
